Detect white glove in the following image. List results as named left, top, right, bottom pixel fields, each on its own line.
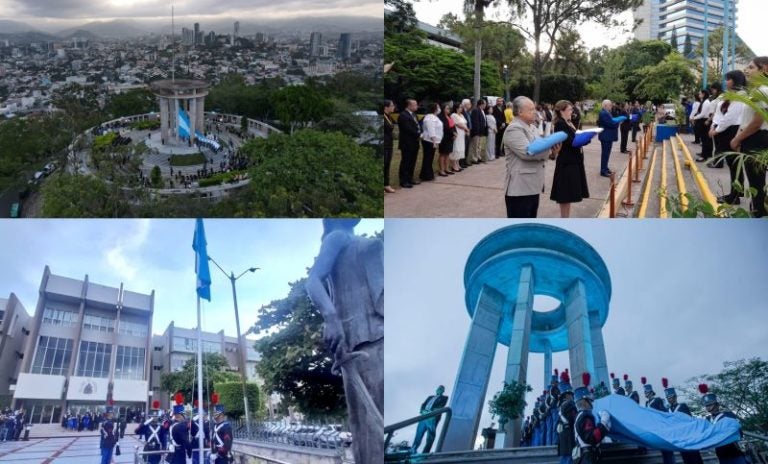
left=209, top=452, right=217, bottom=463
left=598, top=410, right=611, bottom=431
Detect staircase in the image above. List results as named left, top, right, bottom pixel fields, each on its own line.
left=387, top=444, right=720, bottom=464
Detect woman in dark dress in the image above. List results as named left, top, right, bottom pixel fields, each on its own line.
left=550, top=99, right=589, bottom=218
left=437, top=102, right=456, bottom=176
left=383, top=99, right=395, bottom=193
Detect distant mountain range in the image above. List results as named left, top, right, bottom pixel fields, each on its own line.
left=0, top=16, right=383, bottom=42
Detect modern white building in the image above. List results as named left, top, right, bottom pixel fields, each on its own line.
left=11, top=266, right=154, bottom=424
left=0, top=294, right=32, bottom=402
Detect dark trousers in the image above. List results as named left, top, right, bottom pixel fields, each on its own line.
left=662, top=450, right=675, bottom=464
left=496, top=126, right=504, bottom=156
left=412, top=418, right=437, bottom=453
left=742, top=130, right=768, bottom=217
left=620, top=127, right=630, bottom=152
left=398, top=145, right=418, bottom=185
left=714, top=125, right=739, bottom=180
left=420, top=140, right=436, bottom=181
left=600, top=141, right=613, bottom=174
left=631, top=124, right=639, bottom=142
left=680, top=450, right=704, bottom=464
left=505, top=194, right=540, bottom=218
left=695, top=120, right=713, bottom=158
left=384, top=147, right=392, bottom=186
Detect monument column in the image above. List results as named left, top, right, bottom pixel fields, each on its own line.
left=443, top=285, right=505, bottom=452
left=564, top=278, right=595, bottom=389
left=197, top=97, right=205, bottom=134
left=160, top=97, right=169, bottom=142
left=590, top=315, right=609, bottom=389
left=190, top=97, right=197, bottom=143
left=174, top=99, right=181, bottom=144
left=502, top=264, right=533, bottom=448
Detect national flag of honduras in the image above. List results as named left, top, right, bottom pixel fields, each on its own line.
left=192, top=218, right=211, bottom=301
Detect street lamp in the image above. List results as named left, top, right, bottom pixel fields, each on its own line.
left=503, top=64, right=510, bottom=103
left=208, top=256, right=260, bottom=437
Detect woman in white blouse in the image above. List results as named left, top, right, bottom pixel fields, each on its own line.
left=709, top=70, right=747, bottom=203
left=450, top=103, right=469, bottom=173
left=692, top=89, right=714, bottom=162
left=485, top=106, right=497, bottom=161
left=419, top=102, right=443, bottom=182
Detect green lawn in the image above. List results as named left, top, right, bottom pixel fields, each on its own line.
left=170, top=153, right=207, bottom=166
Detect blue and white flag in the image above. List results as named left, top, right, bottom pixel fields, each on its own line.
left=178, top=107, right=191, bottom=139
left=192, top=218, right=211, bottom=301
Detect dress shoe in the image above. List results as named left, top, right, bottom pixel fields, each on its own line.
left=446, top=170, right=456, bottom=175
left=695, top=157, right=706, bottom=162
left=706, top=161, right=723, bottom=168
left=717, top=195, right=740, bottom=205
left=412, top=180, right=422, bottom=185
left=438, top=172, right=448, bottom=177
left=600, top=172, right=611, bottom=177
left=401, top=183, right=413, bottom=188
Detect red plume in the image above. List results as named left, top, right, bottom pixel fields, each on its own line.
left=662, top=378, right=669, bottom=388
left=211, top=392, right=219, bottom=405
left=193, top=399, right=199, bottom=407
left=152, top=400, right=160, bottom=409
left=561, top=371, right=570, bottom=383
left=108, top=398, right=114, bottom=406
left=610, top=372, right=615, bottom=379
left=641, top=376, right=647, bottom=385
left=623, top=374, right=628, bottom=381
left=698, top=384, right=709, bottom=394
left=174, top=392, right=184, bottom=405
left=554, top=368, right=559, bottom=376
left=582, top=372, right=590, bottom=387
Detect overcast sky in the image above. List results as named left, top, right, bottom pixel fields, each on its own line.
left=411, top=0, right=767, bottom=56
left=0, top=0, right=381, bottom=29
left=385, top=219, right=768, bottom=449
left=0, top=219, right=383, bottom=341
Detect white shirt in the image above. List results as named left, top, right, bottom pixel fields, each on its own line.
left=451, top=113, right=468, bottom=134
left=712, top=94, right=745, bottom=133
left=693, top=98, right=712, bottom=120
left=486, top=114, right=497, bottom=133
left=738, top=85, right=768, bottom=131
left=421, top=113, right=443, bottom=143
left=690, top=101, right=700, bottom=118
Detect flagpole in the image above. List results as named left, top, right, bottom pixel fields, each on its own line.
left=196, top=295, right=205, bottom=462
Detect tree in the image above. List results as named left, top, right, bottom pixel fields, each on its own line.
left=693, top=27, right=754, bottom=81
left=466, top=0, right=499, bottom=104
left=670, top=28, right=678, bottom=51
left=150, top=165, right=163, bottom=188
left=488, top=380, right=532, bottom=428
left=105, top=89, right=156, bottom=118
left=236, top=130, right=381, bottom=217
left=506, top=0, right=643, bottom=102
left=633, top=53, right=697, bottom=103
left=251, top=278, right=347, bottom=418
left=160, top=353, right=240, bottom=404
left=548, top=28, right=590, bottom=77
left=683, top=34, right=693, bottom=58
left=213, top=382, right=260, bottom=420
left=270, top=86, right=328, bottom=134
left=40, top=173, right=130, bottom=217
left=592, top=51, right=628, bottom=103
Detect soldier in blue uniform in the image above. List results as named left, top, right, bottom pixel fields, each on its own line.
left=531, top=401, right=542, bottom=447
left=699, top=384, right=748, bottom=464
left=134, top=402, right=168, bottom=464
left=557, top=371, right=576, bottom=464
left=641, top=377, right=665, bottom=411
left=547, top=371, right=561, bottom=446
left=168, top=395, right=192, bottom=464
left=610, top=373, right=625, bottom=395
left=623, top=375, right=640, bottom=404
left=210, top=402, right=233, bottom=464
left=99, top=405, right=118, bottom=464
left=573, top=373, right=612, bottom=464
left=662, top=379, right=704, bottom=464
left=190, top=402, right=210, bottom=464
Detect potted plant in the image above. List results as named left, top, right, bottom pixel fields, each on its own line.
left=488, top=381, right=532, bottom=433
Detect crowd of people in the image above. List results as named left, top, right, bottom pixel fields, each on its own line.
left=384, top=55, right=768, bottom=218
left=519, top=370, right=750, bottom=464
left=0, top=408, right=25, bottom=442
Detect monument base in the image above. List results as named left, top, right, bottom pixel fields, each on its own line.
left=144, top=133, right=202, bottom=156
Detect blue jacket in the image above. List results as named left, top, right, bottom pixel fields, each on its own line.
left=598, top=109, right=619, bottom=142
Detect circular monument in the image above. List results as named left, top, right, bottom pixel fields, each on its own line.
left=150, top=79, right=209, bottom=145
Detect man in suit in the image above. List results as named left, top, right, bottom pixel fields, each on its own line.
left=493, top=97, right=507, bottom=157
left=469, top=98, right=488, bottom=164
left=502, top=96, right=561, bottom=218
left=411, top=385, right=449, bottom=454
left=597, top=99, right=621, bottom=177
left=397, top=98, right=421, bottom=188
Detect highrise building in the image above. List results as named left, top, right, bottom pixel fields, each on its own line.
left=194, top=22, right=200, bottom=46
left=632, top=0, right=738, bottom=53
left=309, top=32, right=322, bottom=57
left=234, top=21, right=240, bottom=39
left=255, top=32, right=265, bottom=44
left=182, top=27, right=194, bottom=46
left=337, top=33, right=352, bottom=60
left=0, top=294, right=31, bottom=399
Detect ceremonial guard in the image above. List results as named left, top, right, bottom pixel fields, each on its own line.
left=547, top=371, right=562, bottom=446
left=623, top=375, right=640, bottom=404
left=557, top=371, right=577, bottom=464
left=134, top=401, right=168, bottom=464
left=610, top=373, right=625, bottom=395
left=663, top=379, right=704, bottom=464
left=538, top=395, right=549, bottom=445
left=190, top=400, right=211, bottom=464
left=641, top=377, right=665, bottom=411
left=700, top=384, right=748, bottom=464
left=532, top=401, right=543, bottom=447
left=99, top=403, right=118, bottom=464
left=573, top=373, right=612, bottom=464
left=168, top=393, right=192, bottom=464
left=210, top=394, right=233, bottom=464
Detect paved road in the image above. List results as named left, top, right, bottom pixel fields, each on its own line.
left=0, top=435, right=143, bottom=463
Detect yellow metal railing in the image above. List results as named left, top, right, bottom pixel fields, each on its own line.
left=638, top=147, right=658, bottom=218
left=675, top=134, right=719, bottom=211
left=669, top=136, right=688, bottom=213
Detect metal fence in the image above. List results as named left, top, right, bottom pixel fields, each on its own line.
left=231, top=419, right=352, bottom=452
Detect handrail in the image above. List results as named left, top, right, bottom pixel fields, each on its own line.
left=669, top=135, right=689, bottom=212
left=660, top=140, right=668, bottom=218
left=676, top=134, right=719, bottom=212
left=384, top=407, right=452, bottom=454
left=744, top=431, right=768, bottom=442
left=637, top=147, right=658, bottom=218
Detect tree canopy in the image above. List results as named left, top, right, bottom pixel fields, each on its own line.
left=160, top=352, right=240, bottom=404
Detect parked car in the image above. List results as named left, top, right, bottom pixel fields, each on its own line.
left=43, top=162, right=56, bottom=175
left=662, top=103, right=676, bottom=119
left=9, top=202, right=21, bottom=218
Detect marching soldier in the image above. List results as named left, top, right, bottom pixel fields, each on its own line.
left=520, top=416, right=530, bottom=447
left=699, top=384, right=748, bottom=464
left=190, top=401, right=211, bottom=464
left=610, top=373, right=625, bottom=395
left=538, top=394, right=549, bottom=446
left=641, top=377, right=665, bottom=411
left=168, top=393, right=192, bottom=464
left=548, top=372, right=562, bottom=446
left=99, top=404, right=118, bottom=464
left=210, top=398, right=233, bottom=464
left=573, top=373, right=612, bottom=464
left=134, top=401, right=168, bottom=464
left=557, top=371, right=577, bottom=464
left=623, top=375, right=640, bottom=404
left=662, top=379, right=704, bottom=464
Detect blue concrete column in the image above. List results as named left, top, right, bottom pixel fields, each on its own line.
left=590, top=314, right=609, bottom=389
left=502, top=265, right=534, bottom=448
left=543, top=343, right=552, bottom=392
left=443, top=285, right=506, bottom=452
left=565, top=278, right=595, bottom=390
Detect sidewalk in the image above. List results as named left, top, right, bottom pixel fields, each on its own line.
left=0, top=435, right=143, bottom=463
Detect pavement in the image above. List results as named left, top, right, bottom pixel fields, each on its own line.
left=0, top=435, right=144, bottom=463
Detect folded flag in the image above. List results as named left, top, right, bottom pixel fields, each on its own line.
left=527, top=131, right=567, bottom=155
left=612, top=115, right=628, bottom=125
left=573, top=128, right=604, bottom=148
left=630, top=113, right=640, bottom=122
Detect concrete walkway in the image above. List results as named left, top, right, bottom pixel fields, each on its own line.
left=0, top=435, right=143, bottom=463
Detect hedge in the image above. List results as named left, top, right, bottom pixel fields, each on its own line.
left=213, top=382, right=260, bottom=420
left=170, top=153, right=207, bottom=166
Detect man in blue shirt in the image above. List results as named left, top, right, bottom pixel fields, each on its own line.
left=597, top=100, right=621, bottom=177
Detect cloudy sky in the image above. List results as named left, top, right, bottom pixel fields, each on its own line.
left=0, top=219, right=383, bottom=341
left=0, top=0, right=381, bottom=29
left=411, top=0, right=767, bottom=56
left=385, top=219, right=768, bottom=449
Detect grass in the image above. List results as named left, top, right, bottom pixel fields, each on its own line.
left=170, top=153, right=207, bottom=166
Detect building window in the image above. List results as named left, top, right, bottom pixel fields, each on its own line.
left=0, top=309, right=5, bottom=326
left=114, top=346, right=145, bottom=380
left=202, top=341, right=221, bottom=353
left=173, top=336, right=196, bottom=352
left=83, top=314, right=115, bottom=332
left=31, top=336, right=74, bottom=376
left=42, top=308, right=79, bottom=327
left=76, top=341, right=112, bottom=378
left=119, top=321, right=147, bottom=337
left=171, top=354, right=192, bottom=372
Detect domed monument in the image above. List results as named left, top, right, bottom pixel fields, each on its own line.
left=150, top=79, right=212, bottom=147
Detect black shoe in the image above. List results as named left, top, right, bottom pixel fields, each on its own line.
left=478, top=159, right=486, bottom=163
left=459, top=161, right=467, bottom=168
left=438, top=172, right=448, bottom=177
left=412, top=179, right=422, bottom=185
left=600, top=172, right=611, bottom=177
left=717, top=195, right=740, bottom=205
left=706, top=161, right=723, bottom=168
left=401, top=183, right=413, bottom=188
left=693, top=141, right=700, bottom=144
left=695, top=157, right=706, bottom=162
